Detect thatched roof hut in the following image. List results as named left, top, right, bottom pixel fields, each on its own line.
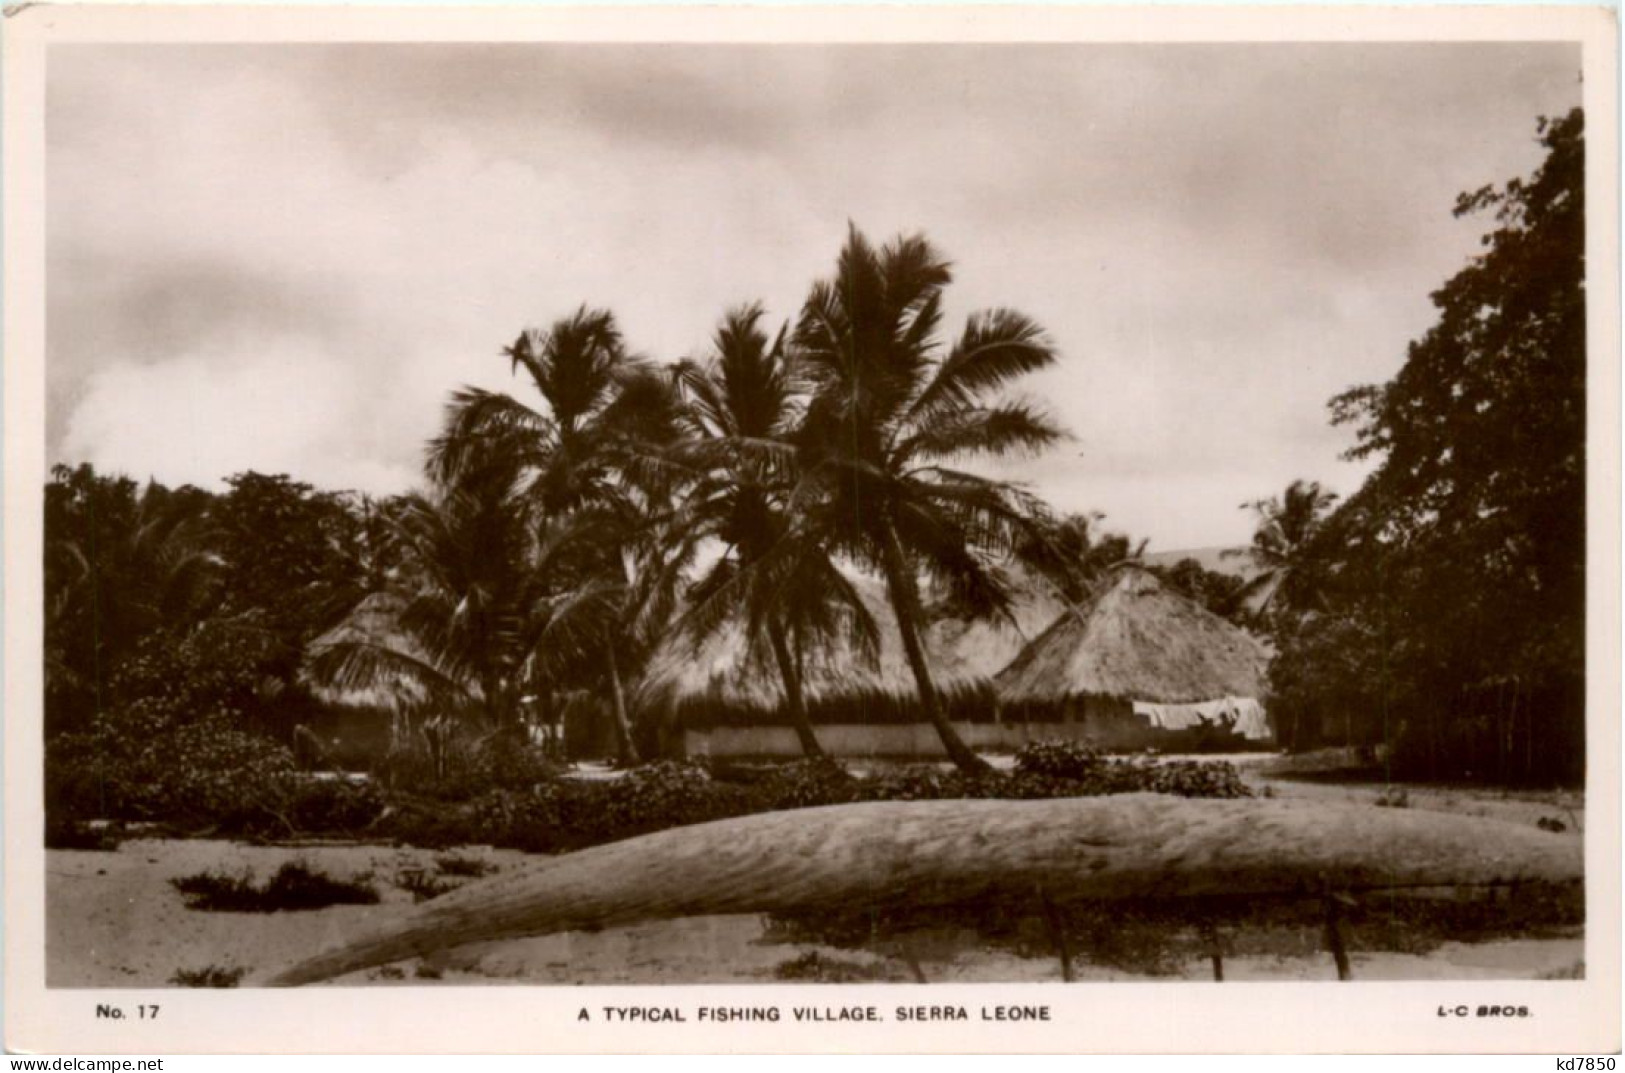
left=303, top=591, right=434, bottom=711
left=994, top=564, right=1270, bottom=706
left=636, top=570, right=1065, bottom=722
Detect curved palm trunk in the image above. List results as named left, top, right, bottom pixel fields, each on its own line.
left=766, top=618, right=827, bottom=759
left=604, top=645, right=641, bottom=766
left=263, top=795, right=1583, bottom=986
left=875, top=524, right=992, bottom=775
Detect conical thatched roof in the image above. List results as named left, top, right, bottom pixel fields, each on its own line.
left=994, top=565, right=1271, bottom=705
left=304, top=591, right=434, bottom=710
left=636, top=570, right=1063, bottom=713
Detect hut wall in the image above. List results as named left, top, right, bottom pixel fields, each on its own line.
left=681, top=721, right=1089, bottom=759
left=679, top=695, right=1269, bottom=759
left=682, top=711, right=1152, bottom=760
left=1074, top=695, right=1152, bottom=749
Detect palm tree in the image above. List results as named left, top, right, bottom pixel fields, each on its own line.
left=673, top=304, right=880, bottom=759
left=1015, top=510, right=1146, bottom=605
left=428, top=306, right=654, bottom=514
left=305, top=468, right=552, bottom=733
left=427, top=307, right=690, bottom=762
left=1228, top=479, right=1339, bottom=620
left=45, top=466, right=222, bottom=735
left=790, top=226, right=1067, bottom=773
left=551, top=488, right=695, bottom=765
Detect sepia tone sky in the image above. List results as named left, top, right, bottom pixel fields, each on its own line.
left=47, top=43, right=1581, bottom=550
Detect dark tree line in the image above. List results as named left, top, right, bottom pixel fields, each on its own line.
left=45, top=463, right=404, bottom=742
left=1267, top=109, right=1586, bottom=784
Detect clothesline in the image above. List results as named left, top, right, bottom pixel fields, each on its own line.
left=1131, top=696, right=1271, bottom=740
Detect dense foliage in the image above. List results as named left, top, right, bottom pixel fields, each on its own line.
left=1269, top=110, right=1585, bottom=782
left=377, top=747, right=1251, bottom=854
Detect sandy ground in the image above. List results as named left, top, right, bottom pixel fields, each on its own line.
left=47, top=764, right=1585, bottom=989
left=47, top=838, right=1583, bottom=987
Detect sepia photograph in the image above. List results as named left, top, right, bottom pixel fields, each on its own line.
left=4, top=3, right=1618, bottom=1055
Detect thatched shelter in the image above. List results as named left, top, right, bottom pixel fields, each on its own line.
left=636, top=569, right=1067, bottom=757
left=304, top=592, right=431, bottom=711
left=295, top=592, right=435, bottom=765
left=640, top=573, right=1059, bottom=708
left=995, top=565, right=1273, bottom=746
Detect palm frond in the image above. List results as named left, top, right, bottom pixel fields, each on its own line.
left=894, top=401, right=1066, bottom=465
left=905, top=308, right=1059, bottom=426
left=426, top=388, right=554, bottom=488
left=305, top=637, right=470, bottom=711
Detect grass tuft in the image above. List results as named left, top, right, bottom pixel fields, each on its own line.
left=433, top=853, right=496, bottom=878
left=395, top=869, right=459, bottom=902
left=170, top=965, right=246, bottom=988
left=773, top=951, right=908, bottom=983
left=171, top=860, right=379, bottom=912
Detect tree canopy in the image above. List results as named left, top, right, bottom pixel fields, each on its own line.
left=1277, top=108, right=1585, bottom=780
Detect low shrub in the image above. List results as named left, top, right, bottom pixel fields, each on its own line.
left=1537, top=960, right=1585, bottom=980
left=1014, top=740, right=1108, bottom=781
left=170, top=965, right=247, bottom=988
left=172, top=861, right=379, bottom=912
left=285, top=776, right=387, bottom=833
left=738, top=758, right=863, bottom=810
left=1013, top=741, right=1254, bottom=800
left=773, top=950, right=909, bottom=983
left=374, top=732, right=562, bottom=802
left=382, top=750, right=1253, bottom=853
left=1134, top=759, right=1254, bottom=799
left=46, top=713, right=301, bottom=833
left=434, top=853, right=497, bottom=878
left=395, top=868, right=460, bottom=902
left=45, top=817, right=124, bottom=851
left=443, top=762, right=763, bottom=854
left=1375, top=787, right=1411, bottom=809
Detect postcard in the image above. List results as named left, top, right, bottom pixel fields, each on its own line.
left=4, top=3, right=1618, bottom=1054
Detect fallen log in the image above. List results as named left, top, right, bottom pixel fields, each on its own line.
left=261, top=794, right=1583, bottom=986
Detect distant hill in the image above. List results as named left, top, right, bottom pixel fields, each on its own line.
left=1142, top=545, right=1258, bottom=579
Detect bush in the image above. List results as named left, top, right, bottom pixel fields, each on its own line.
left=285, top=776, right=387, bottom=833
left=47, top=715, right=395, bottom=837
left=45, top=817, right=124, bottom=851
left=750, top=759, right=864, bottom=810
left=395, top=868, right=459, bottom=902
left=1375, top=787, right=1411, bottom=809
left=1012, top=741, right=1254, bottom=800
left=46, top=713, right=301, bottom=833
left=170, top=965, right=247, bottom=988
left=374, top=732, right=562, bottom=801
left=773, top=950, right=909, bottom=983
left=145, top=719, right=302, bottom=829
left=441, top=762, right=762, bottom=854
left=381, top=750, right=1253, bottom=855
left=172, top=861, right=379, bottom=912
left=433, top=853, right=496, bottom=878
left=1014, top=740, right=1107, bottom=781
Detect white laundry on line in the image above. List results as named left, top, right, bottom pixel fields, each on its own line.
left=1131, top=696, right=1271, bottom=740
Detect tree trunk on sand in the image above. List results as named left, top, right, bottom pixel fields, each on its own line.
left=605, top=645, right=640, bottom=766
left=767, top=619, right=826, bottom=760
left=262, top=794, right=1583, bottom=986
left=875, top=525, right=991, bottom=774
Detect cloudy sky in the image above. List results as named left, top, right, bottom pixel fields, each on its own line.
left=47, top=42, right=1580, bottom=550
